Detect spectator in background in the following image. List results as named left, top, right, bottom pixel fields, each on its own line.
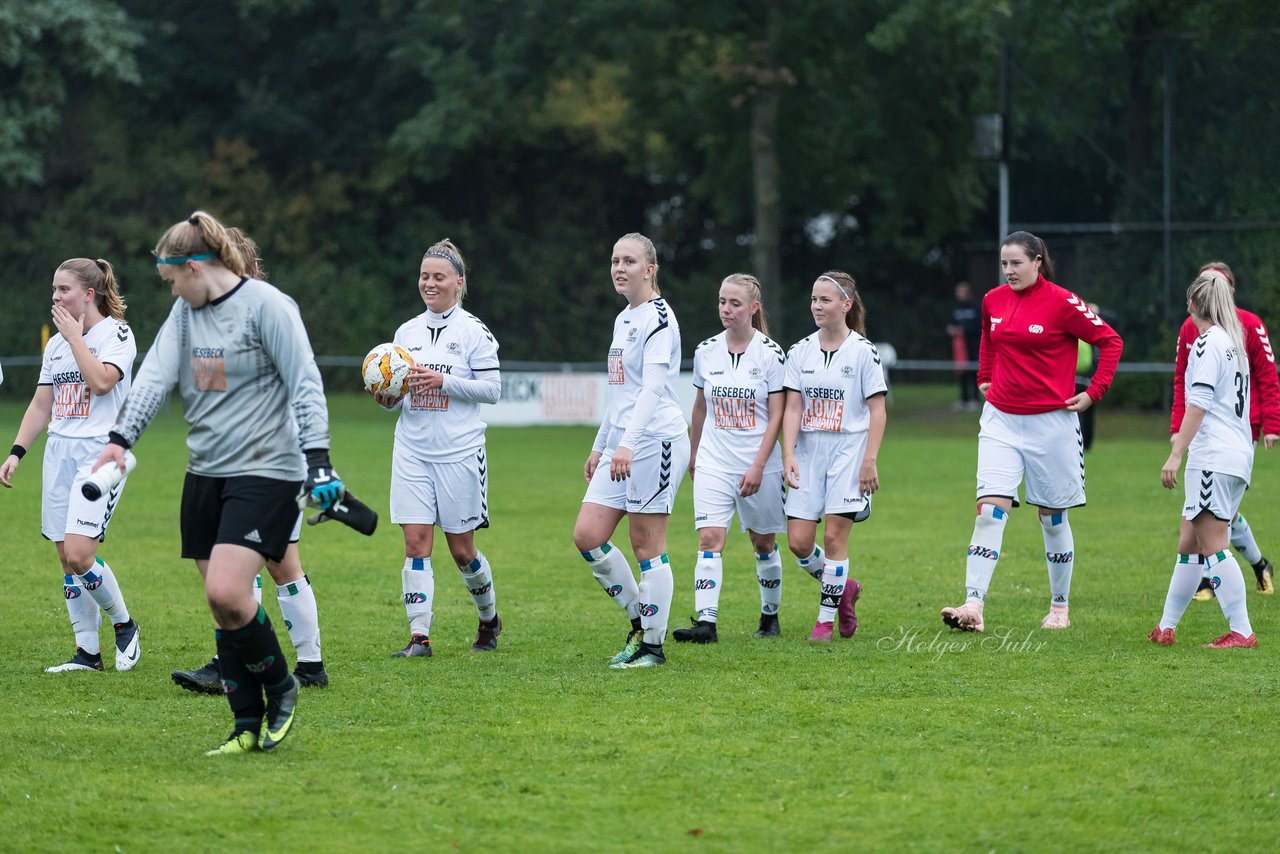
left=946, top=281, right=982, bottom=411
left=1074, top=302, right=1119, bottom=451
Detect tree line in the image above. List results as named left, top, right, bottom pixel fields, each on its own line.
left=3, top=0, right=1278, bottom=401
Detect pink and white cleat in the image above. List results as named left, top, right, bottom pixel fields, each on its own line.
left=1040, top=605, right=1071, bottom=629
left=1148, top=626, right=1175, bottom=646
left=1203, top=631, right=1257, bottom=649
left=837, top=579, right=862, bottom=638
left=808, top=621, right=834, bottom=643
left=940, top=601, right=984, bottom=633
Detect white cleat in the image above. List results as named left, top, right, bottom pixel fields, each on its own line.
left=113, top=620, right=140, bottom=671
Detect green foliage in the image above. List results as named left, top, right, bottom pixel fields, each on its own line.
left=1, top=389, right=1279, bottom=848
left=1, top=0, right=1279, bottom=369
left=0, top=0, right=142, bottom=185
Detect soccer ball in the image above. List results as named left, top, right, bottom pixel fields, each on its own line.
left=362, top=343, right=415, bottom=398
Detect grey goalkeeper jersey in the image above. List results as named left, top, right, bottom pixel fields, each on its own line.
left=113, top=278, right=329, bottom=479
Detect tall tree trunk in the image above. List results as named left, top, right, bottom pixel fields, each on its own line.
left=750, top=4, right=784, bottom=340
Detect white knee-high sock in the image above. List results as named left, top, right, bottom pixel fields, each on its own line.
left=253, top=573, right=263, bottom=605
left=1040, top=511, right=1074, bottom=607
left=1159, top=554, right=1203, bottom=630
left=63, top=573, right=101, bottom=654
left=402, top=557, right=434, bottom=636
left=276, top=574, right=322, bottom=662
left=458, top=552, right=497, bottom=621
left=796, top=545, right=824, bottom=581
left=1230, top=514, right=1264, bottom=566
left=965, top=504, right=1008, bottom=605
left=638, top=554, right=673, bottom=645
left=583, top=542, right=640, bottom=621
left=1207, top=549, right=1253, bottom=636
left=818, top=557, right=848, bottom=623
left=757, top=547, right=783, bottom=615
left=693, top=551, right=723, bottom=623
left=79, top=557, right=130, bottom=625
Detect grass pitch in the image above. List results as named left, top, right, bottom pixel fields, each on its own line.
left=0, top=386, right=1277, bottom=852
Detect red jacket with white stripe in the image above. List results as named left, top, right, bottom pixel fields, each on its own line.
left=1170, top=308, right=1280, bottom=440
left=978, top=275, right=1123, bottom=415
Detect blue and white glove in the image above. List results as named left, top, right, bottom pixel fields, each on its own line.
left=304, top=448, right=345, bottom=511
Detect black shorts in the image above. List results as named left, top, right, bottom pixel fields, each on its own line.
left=180, top=473, right=305, bottom=562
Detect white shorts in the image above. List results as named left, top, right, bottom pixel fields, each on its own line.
left=391, top=446, right=490, bottom=533
left=693, top=465, right=786, bottom=534
left=42, top=434, right=126, bottom=542
left=976, top=404, right=1084, bottom=509
left=583, top=434, right=690, bottom=515
left=784, top=430, right=871, bottom=521
left=1182, top=468, right=1247, bottom=523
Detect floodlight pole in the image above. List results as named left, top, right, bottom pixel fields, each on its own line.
left=1162, top=41, right=1174, bottom=325
left=999, top=44, right=1010, bottom=252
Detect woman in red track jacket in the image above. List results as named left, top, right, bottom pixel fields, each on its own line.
left=941, top=231, right=1122, bottom=634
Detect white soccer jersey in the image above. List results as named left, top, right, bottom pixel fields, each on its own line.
left=692, top=330, right=785, bottom=473
left=783, top=332, right=887, bottom=434
left=393, top=306, right=501, bottom=463
left=39, top=318, right=136, bottom=439
left=1185, top=325, right=1253, bottom=482
left=599, top=296, right=686, bottom=448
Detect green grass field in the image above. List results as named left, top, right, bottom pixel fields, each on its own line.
left=1, top=385, right=1277, bottom=852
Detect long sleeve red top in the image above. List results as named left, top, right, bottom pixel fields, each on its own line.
left=978, top=275, right=1123, bottom=415
left=1170, top=309, right=1280, bottom=440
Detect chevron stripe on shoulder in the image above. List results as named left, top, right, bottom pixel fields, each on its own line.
left=760, top=334, right=785, bottom=362
left=696, top=336, right=718, bottom=352
left=1064, top=291, right=1104, bottom=326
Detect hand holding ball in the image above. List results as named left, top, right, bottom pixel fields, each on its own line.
left=362, top=343, right=415, bottom=401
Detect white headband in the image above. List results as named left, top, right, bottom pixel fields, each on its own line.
left=817, top=275, right=851, bottom=300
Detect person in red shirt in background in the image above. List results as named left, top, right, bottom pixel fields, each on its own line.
left=941, top=232, right=1123, bottom=633
left=1171, top=261, right=1280, bottom=598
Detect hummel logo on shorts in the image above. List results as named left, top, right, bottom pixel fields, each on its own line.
left=244, top=529, right=263, bottom=544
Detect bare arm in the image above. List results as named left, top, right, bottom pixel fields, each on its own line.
left=688, top=392, right=707, bottom=477
left=0, top=386, right=54, bottom=487
left=781, top=390, right=802, bottom=488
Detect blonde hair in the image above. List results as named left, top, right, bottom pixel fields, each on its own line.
left=153, top=210, right=248, bottom=276
left=226, top=227, right=266, bottom=280
left=1198, top=260, right=1235, bottom=289
left=817, top=270, right=865, bottom=335
left=617, top=232, right=660, bottom=295
left=721, top=273, right=768, bottom=335
left=1188, top=273, right=1248, bottom=379
left=56, top=258, right=127, bottom=321
left=421, top=238, right=467, bottom=304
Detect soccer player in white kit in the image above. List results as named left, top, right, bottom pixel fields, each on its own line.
left=170, top=228, right=328, bottom=692
left=572, top=232, right=691, bottom=669
left=674, top=273, right=787, bottom=643
left=371, top=239, right=503, bottom=658
left=1151, top=273, right=1264, bottom=648
left=1, top=259, right=141, bottom=673
left=781, top=271, right=886, bottom=643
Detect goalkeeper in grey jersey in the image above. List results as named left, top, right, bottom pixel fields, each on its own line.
left=93, top=210, right=345, bottom=756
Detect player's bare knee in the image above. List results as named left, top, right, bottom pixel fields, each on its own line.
left=698, top=528, right=727, bottom=552
left=748, top=532, right=776, bottom=554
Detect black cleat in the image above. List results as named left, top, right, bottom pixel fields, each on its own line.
left=261, top=676, right=299, bottom=751
left=672, top=618, right=718, bottom=644
left=172, top=656, right=222, bottom=694
left=1253, top=558, right=1274, bottom=595
left=293, top=660, right=329, bottom=688
left=471, top=614, right=502, bottom=652
left=754, top=613, right=781, bottom=638
left=392, top=634, right=432, bottom=658
left=45, top=647, right=104, bottom=672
